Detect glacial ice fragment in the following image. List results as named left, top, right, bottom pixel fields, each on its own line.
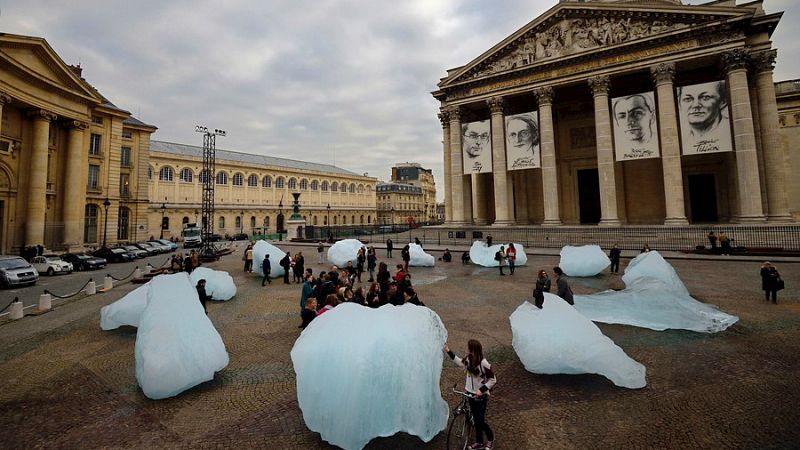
left=327, top=239, right=366, bottom=267
left=100, top=282, right=149, bottom=330
left=252, top=240, right=287, bottom=278
left=189, top=267, right=236, bottom=301
left=468, top=241, right=528, bottom=267
left=510, top=296, right=646, bottom=389
left=291, top=303, right=449, bottom=450
left=135, top=273, right=228, bottom=399
left=408, top=243, right=434, bottom=267
left=559, top=245, right=610, bottom=277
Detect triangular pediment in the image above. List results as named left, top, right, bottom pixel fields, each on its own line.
left=0, top=33, right=102, bottom=103
left=440, top=1, right=757, bottom=88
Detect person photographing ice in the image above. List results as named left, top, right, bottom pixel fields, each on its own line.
left=444, top=339, right=496, bottom=450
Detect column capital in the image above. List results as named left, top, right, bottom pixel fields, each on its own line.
left=486, top=97, right=504, bottom=115
left=588, top=75, right=611, bottom=96
left=533, top=86, right=555, bottom=106
left=721, top=48, right=750, bottom=73
left=438, top=110, right=450, bottom=129
left=26, top=109, right=57, bottom=122
left=446, top=106, right=462, bottom=122
left=0, top=92, right=11, bottom=106
left=751, top=49, right=777, bottom=73
left=650, top=62, right=676, bottom=86
left=66, top=120, right=89, bottom=131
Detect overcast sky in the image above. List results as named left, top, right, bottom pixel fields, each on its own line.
left=3, top=0, right=798, bottom=201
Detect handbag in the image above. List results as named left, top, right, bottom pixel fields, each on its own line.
left=777, top=278, right=785, bottom=291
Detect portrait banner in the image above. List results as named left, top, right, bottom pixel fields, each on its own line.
left=677, top=80, right=733, bottom=155
left=611, top=91, right=660, bottom=161
left=461, top=120, right=492, bottom=174
left=505, top=112, right=540, bottom=170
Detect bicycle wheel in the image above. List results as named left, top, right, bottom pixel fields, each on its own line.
left=446, top=413, right=472, bottom=450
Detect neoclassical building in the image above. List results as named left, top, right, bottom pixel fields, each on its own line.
left=148, top=141, right=377, bottom=238
left=0, top=33, right=156, bottom=253
left=433, top=0, right=796, bottom=226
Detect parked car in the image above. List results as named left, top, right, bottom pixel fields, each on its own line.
left=209, top=234, right=222, bottom=242
left=61, top=253, right=107, bottom=271
left=32, top=255, right=73, bottom=276
left=0, top=255, right=39, bottom=287
left=134, top=242, right=160, bottom=256
left=230, top=233, right=249, bottom=241
left=147, top=240, right=172, bottom=253
left=120, top=245, right=148, bottom=259
left=93, top=247, right=135, bottom=263
left=156, top=239, right=178, bottom=251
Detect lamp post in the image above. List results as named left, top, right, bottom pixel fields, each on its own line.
left=326, top=203, right=331, bottom=242
left=102, top=197, right=111, bottom=248
left=390, top=206, right=395, bottom=232
left=278, top=200, right=283, bottom=241
left=159, top=203, right=167, bottom=239
left=240, top=210, right=245, bottom=236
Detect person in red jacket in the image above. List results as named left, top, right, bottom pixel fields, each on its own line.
left=394, top=264, right=406, bottom=283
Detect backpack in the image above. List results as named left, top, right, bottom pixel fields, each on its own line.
left=494, top=252, right=501, bottom=261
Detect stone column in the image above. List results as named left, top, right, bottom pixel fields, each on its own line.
left=448, top=107, right=466, bottom=224
left=488, top=97, right=513, bottom=225
left=588, top=76, right=621, bottom=226
left=0, top=93, right=11, bottom=137
left=25, top=110, right=57, bottom=246
left=472, top=174, right=488, bottom=225
left=439, top=110, right=453, bottom=223
left=651, top=63, right=688, bottom=225
left=63, top=120, right=89, bottom=249
left=722, top=49, right=766, bottom=222
left=534, top=87, right=561, bottom=225
left=752, top=50, right=792, bottom=222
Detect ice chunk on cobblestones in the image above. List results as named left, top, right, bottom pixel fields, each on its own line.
left=100, top=283, right=148, bottom=330
left=468, top=241, right=528, bottom=267
left=291, top=303, right=448, bottom=450
left=252, top=240, right=287, bottom=278
left=559, top=245, right=610, bottom=277
left=408, top=243, right=434, bottom=267
left=510, top=296, right=646, bottom=389
left=574, top=251, right=738, bottom=332
left=189, top=267, right=236, bottom=301
left=327, top=239, right=366, bottom=267
left=135, top=273, right=228, bottom=400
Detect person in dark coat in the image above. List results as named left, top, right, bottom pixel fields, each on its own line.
left=414, top=237, right=421, bottom=246
left=376, top=262, right=391, bottom=304
left=294, top=252, right=305, bottom=284
left=533, top=269, right=552, bottom=309
left=386, top=239, right=394, bottom=258
left=609, top=244, right=622, bottom=273
left=401, top=244, right=411, bottom=272
left=184, top=253, right=194, bottom=273
left=442, top=249, right=452, bottom=262
left=280, top=252, right=291, bottom=284
left=707, top=231, right=718, bottom=251
left=367, top=247, right=377, bottom=282
left=299, top=298, right=317, bottom=329
left=553, top=266, right=574, bottom=305
left=196, top=279, right=210, bottom=314
left=261, top=254, right=272, bottom=286
left=760, top=261, right=782, bottom=304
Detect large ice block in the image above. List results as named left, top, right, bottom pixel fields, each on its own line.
left=468, top=241, right=528, bottom=267
left=135, top=273, right=229, bottom=400
left=559, top=245, right=610, bottom=277
left=408, top=243, right=434, bottom=267
left=291, top=303, right=448, bottom=450
left=510, top=296, right=646, bottom=389
left=252, top=240, right=287, bottom=278
left=189, top=267, right=236, bottom=301
left=100, top=282, right=149, bottom=330
left=327, top=239, right=366, bottom=267
left=574, top=251, right=738, bottom=332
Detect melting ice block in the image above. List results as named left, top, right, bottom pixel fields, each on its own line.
left=135, top=273, right=229, bottom=400
left=468, top=241, right=528, bottom=267
left=327, top=239, right=365, bottom=267
left=408, top=243, right=434, bottom=267
left=100, top=282, right=148, bottom=330
left=291, top=303, right=448, bottom=450
left=252, top=240, right=287, bottom=278
left=574, top=251, right=738, bottom=333
left=559, top=245, right=610, bottom=277
left=510, top=296, right=646, bottom=389
left=189, top=267, right=236, bottom=301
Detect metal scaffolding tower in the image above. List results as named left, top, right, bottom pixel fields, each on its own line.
left=195, top=125, right=226, bottom=259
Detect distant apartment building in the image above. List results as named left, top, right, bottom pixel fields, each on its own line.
left=383, top=162, right=437, bottom=224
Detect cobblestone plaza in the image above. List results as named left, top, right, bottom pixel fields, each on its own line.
left=1, top=244, right=798, bottom=449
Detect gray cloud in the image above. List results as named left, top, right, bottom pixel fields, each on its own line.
left=3, top=1, right=797, bottom=202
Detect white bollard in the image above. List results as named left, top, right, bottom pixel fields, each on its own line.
left=85, top=280, right=96, bottom=295
left=104, top=275, right=113, bottom=290
left=38, top=293, right=52, bottom=312
left=10, top=301, right=23, bottom=320
left=133, top=267, right=143, bottom=280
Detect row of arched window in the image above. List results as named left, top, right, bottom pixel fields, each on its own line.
left=175, top=213, right=373, bottom=229
left=151, top=166, right=370, bottom=193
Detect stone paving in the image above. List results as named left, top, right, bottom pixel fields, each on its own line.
left=1, top=244, right=799, bottom=449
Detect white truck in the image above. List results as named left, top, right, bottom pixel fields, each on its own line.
left=182, top=223, right=202, bottom=248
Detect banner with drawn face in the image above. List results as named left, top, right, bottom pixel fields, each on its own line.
left=461, top=120, right=492, bottom=174
left=611, top=91, right=660, bottom=161
left=677, top=80, right=733, bottom=155
left=505, top=112, right=540, bottom=170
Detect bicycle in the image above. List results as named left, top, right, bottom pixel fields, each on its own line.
left=446, top=385, right=476, bottom=450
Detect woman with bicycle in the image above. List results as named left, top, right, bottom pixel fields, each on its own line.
left=444, top=340, right=496, bottom=450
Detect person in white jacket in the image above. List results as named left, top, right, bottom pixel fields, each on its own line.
left=444, top=339, right=497, bottom=450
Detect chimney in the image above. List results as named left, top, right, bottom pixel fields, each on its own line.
left=68, top=64, right=83, bottom=78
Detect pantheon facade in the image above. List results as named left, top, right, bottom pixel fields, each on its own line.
left=433, top=0, right=796, bottom=226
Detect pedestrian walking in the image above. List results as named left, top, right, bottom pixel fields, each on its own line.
left=760, top=261, right=783, bottom=304
left=495, top=246, right=506, bottom=276
left=609, top=243, right=621, bottom=273
left=401, top=244, right=411, bottom=272
left=243, top=244, right=254, bottom=272
left=294, top=252, right=305, bottom=283
left=553, top=266, right=574, bottom=305
left=444, top=340, right=496, bottom=450
left=367, top=247, right=377, bottom=282
left=506, top=243, right=517, bottom=275
left=280, top=252, right=292, bottom=284
left=532, top=269, right=551, bottom=309
left=386, top=238, right=394, bottom=258
left=317, top=241, right=325, bottom=264
left=261, top=254, right=272, bottom=286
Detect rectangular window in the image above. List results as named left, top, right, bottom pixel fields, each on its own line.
left=121, top=129, right=132, bottom=139
left=89, top=134, right=102, bottom=156
left=88, top=165, right=100, bottom=190
left=91, top=115, right=103, bottom=125
left=120, top=173, right=130, bottom=197
left=120, top=146, right=131, bottom=167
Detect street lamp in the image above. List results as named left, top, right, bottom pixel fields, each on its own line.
left=240, top=210, right=245, bottom=235
left=390, top=206, right=395, bottom=232
left=160, top=202, right=167, bottom=239
left=278, top=200, right=284, bottom=241
left=102, top=197, right=111, bottom=248
left=326, top=203, right=331, bottom=242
